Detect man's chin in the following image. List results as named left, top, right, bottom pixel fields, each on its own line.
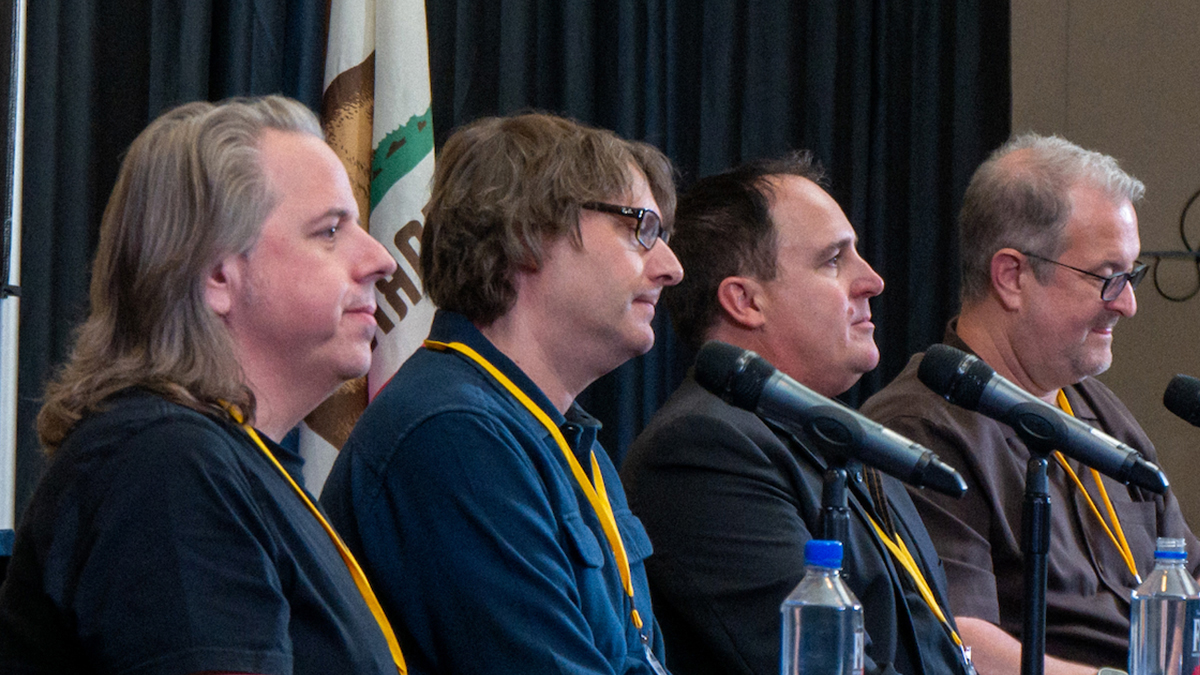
left=1072, top=349, right=1112, bottom=380
left=1084, top=357, right=1112, bottom=379
left=857, top=345, right=881, bottom=373
left=632, top=335, right=656, bottom=357
left=341, top=349, right=375, bottom=382
left=629, top=323, right=657, bottom=354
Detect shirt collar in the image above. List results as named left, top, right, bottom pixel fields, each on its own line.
left=561, top=403, right=602, bottom=456
left=427, top=309, right=571, bottom=427
left=266, top=430, right=307, bottom=487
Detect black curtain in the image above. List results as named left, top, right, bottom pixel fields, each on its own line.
left=425, top=1, right=1010, bottom=460
left=16, top=0, right=326, bottom=514
left=15, top=0, right=1009, bottom=517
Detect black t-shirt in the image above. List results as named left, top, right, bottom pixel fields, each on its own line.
left=0, top=389, right=396, bottom=675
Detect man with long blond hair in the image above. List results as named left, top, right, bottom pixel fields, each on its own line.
left=0, top=95, right=403, bottom=674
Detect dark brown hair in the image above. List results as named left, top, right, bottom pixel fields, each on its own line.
left=663, top=151, right=826, bottom=350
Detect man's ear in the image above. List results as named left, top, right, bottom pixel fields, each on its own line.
left=991, top=248, right=1027, bottom=311
left=716, top=276, right=767, bottom=329
left=204, top=255, right=241, bottom=317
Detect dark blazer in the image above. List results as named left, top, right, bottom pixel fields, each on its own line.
left=621, top=376, right=968, bottom=675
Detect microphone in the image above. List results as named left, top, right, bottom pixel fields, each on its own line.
left=1164, top=374, right=1200, bottom=427
left=694, top=341, right=968, bottom=497
left=918, top=344, right=1169, bottom=495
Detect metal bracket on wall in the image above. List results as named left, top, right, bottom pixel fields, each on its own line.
left=1140, top=187, right=1200, bottom=302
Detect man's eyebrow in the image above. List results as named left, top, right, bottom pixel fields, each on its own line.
left=1088, top=255, right=1140, bottom=274
left=815, top=236, right=856, bottom=260
left=305, top=208, right=355, bottom=227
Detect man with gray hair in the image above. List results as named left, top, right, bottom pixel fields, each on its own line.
left=862, top=134, right=1200, bottom=674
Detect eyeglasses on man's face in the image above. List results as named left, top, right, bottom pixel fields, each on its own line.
left=1021, top=251, right=1148, bottom=302
left=582, top=202, right=669, bottom=250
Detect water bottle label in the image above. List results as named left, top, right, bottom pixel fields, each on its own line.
left=1183, top=601, right=1200, bottom=675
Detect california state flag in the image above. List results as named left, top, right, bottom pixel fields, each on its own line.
left=302, top=0, right=436, bottom=492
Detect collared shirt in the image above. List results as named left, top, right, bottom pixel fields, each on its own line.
left=321, top=310, right=667, bottom=675
left=860, top=322, right=1200, bottom=668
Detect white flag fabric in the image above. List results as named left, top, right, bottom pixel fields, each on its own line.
left=303, top=0, right=435, bottom=493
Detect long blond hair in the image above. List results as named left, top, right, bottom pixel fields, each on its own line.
left=38, top=96, right=323, bottom=452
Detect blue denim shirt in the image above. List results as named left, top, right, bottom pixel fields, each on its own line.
left=322, top=310, right=667, bottom=675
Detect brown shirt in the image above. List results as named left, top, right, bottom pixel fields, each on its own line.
left=860, top=327, right=1200, bottom=668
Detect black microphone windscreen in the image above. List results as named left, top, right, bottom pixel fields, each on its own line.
left=1164, top=374, right=1200, bottom=428
left=918, top=344, right=992, bottom=410
left=694, top=341, right=774, bottom=411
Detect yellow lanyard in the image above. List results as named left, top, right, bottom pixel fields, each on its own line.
left=865, top=515, right=964, bottom=648
left=423, top=339, right=645, bottom=631
left=222, top=403, right=407, bottom=674
left=1052, top=391, right=1141, bottom=583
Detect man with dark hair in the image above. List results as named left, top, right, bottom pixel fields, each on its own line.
left=321, top=113, right=683, bottom=675
left=0, top=96, right=404, bottom=674
left=862, top=133, right=1200, bottom=674
left=621, top=152, right=971, bottom=675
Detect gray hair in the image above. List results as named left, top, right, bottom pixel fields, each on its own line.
left=958, top=133, right=1144, bottom=303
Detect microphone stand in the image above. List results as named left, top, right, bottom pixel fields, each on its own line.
left=818, top=459, right=851, bottom=548
left=768, top=420, right=852, bottom=548
left=1016, top=437, right=1055, bottom=675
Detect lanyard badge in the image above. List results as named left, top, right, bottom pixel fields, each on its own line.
left=222, top=402, right=407, bottom=674
left=424, top=340, right=663, bottom=664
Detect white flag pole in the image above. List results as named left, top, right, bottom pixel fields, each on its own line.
left=1, top=0, right=28, bottom=537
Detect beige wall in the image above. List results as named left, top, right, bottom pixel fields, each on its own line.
left=1012, top=0, right=1200, bottom=525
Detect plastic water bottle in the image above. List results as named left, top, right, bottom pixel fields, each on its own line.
left=1129, top=537, right=1200, bottom=675
left=781, top=539, right=865, bottom=675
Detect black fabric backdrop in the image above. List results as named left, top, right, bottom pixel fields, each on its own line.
left=13, top=0, right=1009, bottom=517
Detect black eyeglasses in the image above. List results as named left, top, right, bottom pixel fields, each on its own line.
left=582, top=202, right=668, bottom=250
left=1021, top=251, right=1148, bottom=302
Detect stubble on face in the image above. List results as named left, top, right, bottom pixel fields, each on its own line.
left=1020, top=185, right=1140, bottom=389
left=496, top=170, right=682, bottom=407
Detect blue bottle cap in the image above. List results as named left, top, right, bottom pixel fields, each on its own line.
left=1155, top=537, right=1188, bottom=561
left=804, top=539, right=843, bottom=568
